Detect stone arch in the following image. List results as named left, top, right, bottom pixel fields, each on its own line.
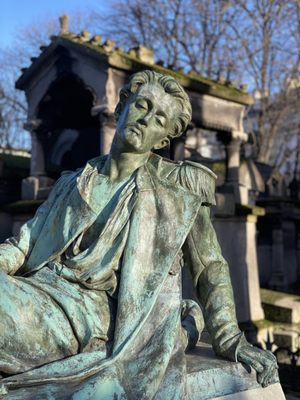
left=36, top=74, right=100, bottom=176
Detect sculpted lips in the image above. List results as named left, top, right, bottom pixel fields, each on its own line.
left=127, top=124, right=143, bottom=137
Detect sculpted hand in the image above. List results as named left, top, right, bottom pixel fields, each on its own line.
left=237, top=343, right=278, bottom=387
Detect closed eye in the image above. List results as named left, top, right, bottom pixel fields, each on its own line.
left=156, top=115, right=166, bottom=127
left=135, top=99, right=148, bottom=110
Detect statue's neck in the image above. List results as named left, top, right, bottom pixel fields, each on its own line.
left=102, top=151, right=150, bottom=182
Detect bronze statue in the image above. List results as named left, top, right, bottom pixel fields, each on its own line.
left=0, top=70, right=277, bottom=399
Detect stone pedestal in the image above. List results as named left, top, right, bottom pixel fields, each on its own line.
left=185, top=343, right=285, bottom=400
left=269, top=228, right=288, bottom=290
left=297, top=230, right=300, bottom=282
left=0, top=342, right=285, bottom=399
left=213, top=213, right=265, bottom=323
left=21, top=176, right=54, bottom=200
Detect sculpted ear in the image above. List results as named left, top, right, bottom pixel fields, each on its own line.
left=153, top=137, right=170, bottom=150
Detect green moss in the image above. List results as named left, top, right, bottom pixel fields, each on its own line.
left=235, top=204, right=265, bottom=216
left=252, top=319, right=300, bottom=332
left=262, top=303, right=292, bottom=324
left=252, top=319, right=275, bottom=329
left=260, top=289, right=300, bottom=324
left=60, top=35, right=253, bottom=106
left=260, top=288, right=297, bottom=304
left=211, top=162, right=226, bottom=175
left=110, top=52, right=253, bottom=105
left=3, top=200, right=44, bottom=214
left=0, top=153, right=30, bottom=179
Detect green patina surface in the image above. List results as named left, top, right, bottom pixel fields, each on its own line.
left=0, top=71, right=276, bottom=399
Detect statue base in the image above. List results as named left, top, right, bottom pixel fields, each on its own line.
left=0, top=342, right=285, bottom=399
left=185, top=342, right=285, bottom=400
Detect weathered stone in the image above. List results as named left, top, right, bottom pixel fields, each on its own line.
left=59, top=15, right=69, bottom=34
left=128, top=45, right=154, bottom=65
left=261, top=289, right=300, bottom=324
left=79, top=31, right=90, bottom=42
left=90, top=35, right=102, bottom=45
left=21, top=176, right=54, bottom=200
left=0, top=343, right=285, bottom=399
left=184, top=343, right=285, bottom=400
left=102, top=39, right=116, bottom=52
left=213, top=214, right=265, bottom=322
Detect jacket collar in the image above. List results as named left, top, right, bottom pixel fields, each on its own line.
left=76, top=153, right=181, bottom=210
left=75, top=154, right=159, bottom=211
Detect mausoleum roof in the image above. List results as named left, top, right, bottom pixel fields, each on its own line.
left=16, top=30, right=253, bottom=106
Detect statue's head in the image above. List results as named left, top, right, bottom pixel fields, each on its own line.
left=114, top=70, right=192, bottom=153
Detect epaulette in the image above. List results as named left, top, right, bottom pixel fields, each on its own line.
left=179, top=160, right=217, bottom=205
left=183, top=160, right=217, bottom=180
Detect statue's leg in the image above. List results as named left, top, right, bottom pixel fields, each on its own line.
left=0, top=271, right=79, bottom=375
left=26, top=267, right=116, bottom=354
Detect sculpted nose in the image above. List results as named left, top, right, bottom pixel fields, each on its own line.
left=138, top=112, right=152, bottom=126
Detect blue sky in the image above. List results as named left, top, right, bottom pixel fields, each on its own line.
left=0, top=0, right=110, bottom=47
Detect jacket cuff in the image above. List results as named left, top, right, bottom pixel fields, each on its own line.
left=214, top=331, right=246, bottom=362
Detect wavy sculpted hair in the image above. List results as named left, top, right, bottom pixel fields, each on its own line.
left=114, top=70, right=192, bottom=140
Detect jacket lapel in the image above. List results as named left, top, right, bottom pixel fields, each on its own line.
left=113, top=161, right=201, bottom=354
left=26, top=158, right=106, bottom=271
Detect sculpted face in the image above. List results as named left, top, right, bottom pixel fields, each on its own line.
left=115, top=83, right=180, bottom=154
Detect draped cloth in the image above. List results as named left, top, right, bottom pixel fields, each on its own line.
left=0, top=155, right=239, bottom=400
left=52, top=172, right=138, bottom=293
left=0, top=173, right=138, bottom=373
left=1, top=163, right=193, bottom=399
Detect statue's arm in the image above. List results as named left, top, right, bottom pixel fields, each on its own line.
left=182, top=205, right=278, bottom=386
left=0, top=174, right=68, bottom=275
left=182, top=205, right=243, bottom=361
left=176, top=161, right=277, bottom=386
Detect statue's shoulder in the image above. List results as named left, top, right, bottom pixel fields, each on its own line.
left=148, top=154, right=217, bottom=206
left=176, top=160, right=217, bottom=206
left=180, top=160, right=217, bottom=181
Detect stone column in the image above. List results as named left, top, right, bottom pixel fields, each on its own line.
left=224, top=130, right=248, bottom=204
left=30, top=130, right=46, bottom=177
left=91, top=105, right=116, bottom=155
left=297, top=229, right=300, bottom=280
left=269, top=227, right=287, bottom=290
left=225, top=139, right=240, bottom=184
left=24, top=119, right=45, bottom=177
left=22, top=119, right=54, bottom=200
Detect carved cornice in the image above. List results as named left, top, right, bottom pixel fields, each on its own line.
left=17, top=33, right=253, bottom=106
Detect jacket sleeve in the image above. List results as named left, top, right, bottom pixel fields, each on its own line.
left=179, top=161, right=246, bottom=361
left=0, top=173, right=70, bottom=276
left=182, top=205, right=246, bottom=361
